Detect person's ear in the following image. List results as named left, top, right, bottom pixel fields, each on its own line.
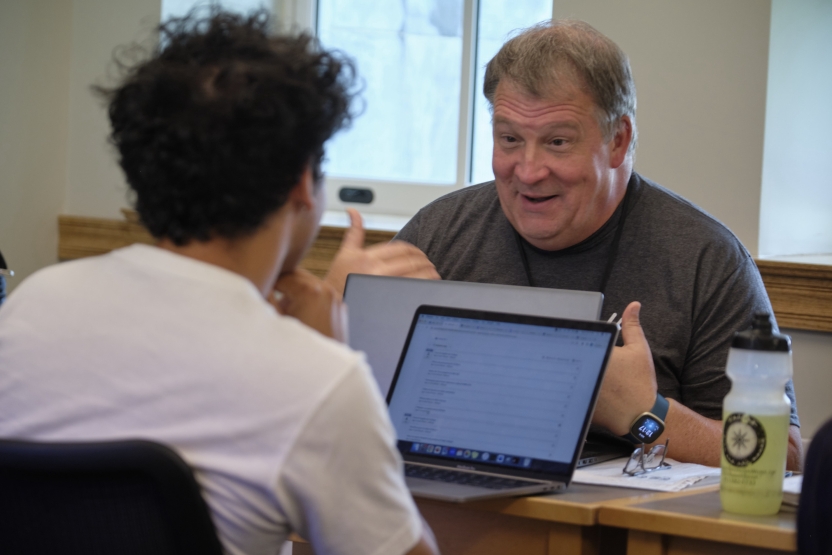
left=287, top=164, right=315, bottom=212
left=609, top=116, right=633, bottom=169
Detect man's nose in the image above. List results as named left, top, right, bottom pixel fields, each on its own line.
left=514, top=145, right=549, bottom=184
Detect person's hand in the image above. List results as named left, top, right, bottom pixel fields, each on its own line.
left=324, top=208, right=440, bottom=296
left=272, top=268, right=348, bottom=343
left=592, top=301, right=658, bottom=436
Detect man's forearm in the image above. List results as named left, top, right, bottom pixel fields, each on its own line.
left=653, top=400, right=802, bottom=470
left=653, top=399, right=721, bottom=466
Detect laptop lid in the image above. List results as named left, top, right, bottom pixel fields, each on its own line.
left=344, top=275, right=603, bottom=396
left=387, top=305, right=619, bottom=487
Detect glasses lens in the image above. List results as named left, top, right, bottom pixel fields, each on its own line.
left=624, top=447, right=644, bottom=474
left=643, top=444, right=666, bottom=469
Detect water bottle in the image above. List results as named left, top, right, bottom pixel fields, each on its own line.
left=720, top=312, right=792, bottom=515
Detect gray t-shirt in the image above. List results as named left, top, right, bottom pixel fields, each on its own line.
left=396, top=172, right=800, bottom=429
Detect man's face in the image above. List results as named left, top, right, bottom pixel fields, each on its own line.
left=491, top=79, right=624, bottom=251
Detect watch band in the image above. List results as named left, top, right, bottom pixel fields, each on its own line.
left=623, top=393, right=669, bottom=443
left=649, top=393, right=670, bottom=421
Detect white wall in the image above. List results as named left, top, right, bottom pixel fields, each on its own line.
left=789, top=329, right=832, bottom=438
left=553, top=0, right=770, bottom=255
left=759, top=0, right=832, bottom=257
left=0, top=0, right=73, bottom=289
left=64, top=0, right=161, bottom=218
left=0, top=0, right=160, bottom=293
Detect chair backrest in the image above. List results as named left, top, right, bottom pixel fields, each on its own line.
left=798, top=418, right=832, bottom=555
left=0, top=439, right=225, bottom=555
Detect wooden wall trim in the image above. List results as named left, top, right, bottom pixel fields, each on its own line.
left=755, top=259, right=832, bottom=333
left=58, top=214, right=154, bottom=260
left=57, top=215, right=832, bottom=332
left=57, top=214, right=396, bottom=279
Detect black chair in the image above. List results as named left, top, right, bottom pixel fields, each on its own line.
left=0, top=439, right=225, bottom=555
left=798, top=418, right=832, bottom=555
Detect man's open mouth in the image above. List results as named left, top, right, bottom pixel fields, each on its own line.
left=522, top=194, right=557, bottom=204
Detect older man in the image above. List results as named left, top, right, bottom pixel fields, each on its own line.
left=396, top=20, right=801, bottom=469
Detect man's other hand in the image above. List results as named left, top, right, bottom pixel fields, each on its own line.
left=273, top=269, right=348, bottom=343
left=592, top=301, right=658, bottom=436
left=325, top=208, right=440, bottom=295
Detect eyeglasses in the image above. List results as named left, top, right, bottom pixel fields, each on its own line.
left=622, top=440, right=671, bottom=476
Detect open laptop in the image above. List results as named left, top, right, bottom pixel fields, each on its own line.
left=344, top=275, right=604, bottom=396
left=344, top=275, right=623, bottom=467
left=386, top=305, right=619, bottom=502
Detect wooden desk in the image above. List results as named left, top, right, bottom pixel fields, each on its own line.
left=599, top=487, right=796, bottom=555
left=292, top=484, right=698, bottom=555
left=292, top=483, right=797, bottom=555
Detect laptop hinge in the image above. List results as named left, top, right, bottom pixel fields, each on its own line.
left=405, top=461, right=557, bottom=485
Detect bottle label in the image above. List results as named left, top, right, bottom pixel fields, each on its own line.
left=723, top=412, right=766, bottom=466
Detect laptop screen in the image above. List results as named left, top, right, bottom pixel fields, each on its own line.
left=387, top=306, right=617, bottom=478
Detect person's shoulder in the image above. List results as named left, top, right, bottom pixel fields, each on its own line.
left=5, top=253, right=111, bottom=302
left=427, top=180, right=496, bottom=204
left=414, top=181, right=496, bottom=219
left=397, top=181, right=497, bottom=244
left=634, top=173, right=749, bottom=253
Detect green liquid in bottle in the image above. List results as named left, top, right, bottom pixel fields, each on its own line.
left=720, top=412, right=790, bottom=515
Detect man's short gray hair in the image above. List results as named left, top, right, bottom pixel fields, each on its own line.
left=484, top=19, right=637, bottom=152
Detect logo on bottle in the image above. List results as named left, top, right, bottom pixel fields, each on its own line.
left=723, top=413, right=767, bottom=466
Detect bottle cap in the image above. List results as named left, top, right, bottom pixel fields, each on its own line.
left=731, top=312, right=791, bottom=352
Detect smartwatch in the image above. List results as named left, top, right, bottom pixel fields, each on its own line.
left=624, top=394, right=669, bottom=444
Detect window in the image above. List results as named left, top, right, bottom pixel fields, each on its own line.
left=759, top=0, right=832, bottom=258
left=161, top=0, right=272, bottom=20
left=314, top=0, right=552, bottom=219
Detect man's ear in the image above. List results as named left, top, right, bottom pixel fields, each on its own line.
left=287, top=164, right=315, bottom=211
left=609, top=116, right=633, bottom=169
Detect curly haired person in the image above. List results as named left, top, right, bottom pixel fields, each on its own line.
left=0, top=9, right=438, bottom=555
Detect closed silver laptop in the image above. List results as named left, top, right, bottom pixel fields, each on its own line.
left=344, top=275, right=603, bottom=397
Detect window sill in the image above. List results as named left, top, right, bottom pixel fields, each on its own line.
left=56, top=213, right=832, bottom=332
left=321, top=210, right=408, bottom=233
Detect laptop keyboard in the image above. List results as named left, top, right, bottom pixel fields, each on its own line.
left=405, top=464, right=541, bottom=490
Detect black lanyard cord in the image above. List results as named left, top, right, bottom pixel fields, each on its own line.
left=513, top=228, right=535, bottom=287
left=513, top=185, right=633, bottom=296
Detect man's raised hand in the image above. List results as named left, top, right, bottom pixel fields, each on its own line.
left=592, top=301, right=659, bottom=436
left=324, top=208, right=440, bottom=295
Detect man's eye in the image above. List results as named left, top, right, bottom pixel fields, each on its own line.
left=551, top=138, right=567, bottom=146
left=502, top=135, right=517, bottom=143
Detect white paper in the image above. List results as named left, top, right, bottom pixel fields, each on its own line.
left=781, top=475, right=802, bottom=507
left=572, top=457, right=721, bottom=492
left=782, top=475, right=802, bottom=494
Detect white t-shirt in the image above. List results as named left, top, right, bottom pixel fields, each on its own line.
left=0, top=245, right=422, bottom=555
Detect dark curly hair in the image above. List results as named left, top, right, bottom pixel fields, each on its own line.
left=97, top=9, right=356, bottom=245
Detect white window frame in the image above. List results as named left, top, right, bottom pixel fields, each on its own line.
left=285, top=0, right=484, bottom=222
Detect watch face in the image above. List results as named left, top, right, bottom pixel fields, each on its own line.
left=631, top=415, right=664, bottom=443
